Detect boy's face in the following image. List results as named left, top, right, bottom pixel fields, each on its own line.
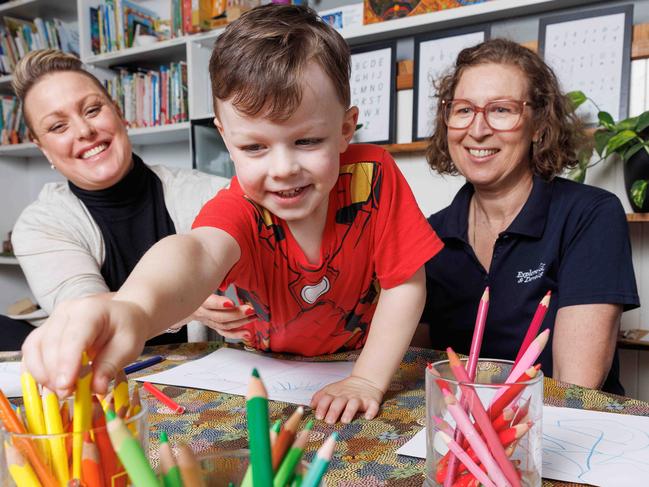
left=214, top=62, right=358, bottom=228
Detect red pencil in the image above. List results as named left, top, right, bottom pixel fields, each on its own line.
left=142, top=382, right=185, bottom=414
left=515, top=291, right=551, bottom=365
left=488, top=365, right=541, bottom=421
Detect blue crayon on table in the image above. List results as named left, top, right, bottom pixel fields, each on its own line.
left=124, top=355, right=163, bottom=375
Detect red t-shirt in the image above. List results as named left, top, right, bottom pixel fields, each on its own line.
left=193, top=144, right=443, bottom=356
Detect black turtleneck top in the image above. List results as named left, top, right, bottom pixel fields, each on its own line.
left=69, top=154, right=187, bottom=344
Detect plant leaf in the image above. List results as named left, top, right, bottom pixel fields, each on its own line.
left=637, top=111, right=649, bottom=133
left=622, top=142, right=645, bottom=162
left=615, top=116, right=639, bottom=131
left=594, top=129, right=614, bottom=156
left=597, top=111, right=615, bottom=128
left=568, top=165, right=586, bottom=183
left=606, top=130, right=637, bottom=153
left=630, top=179, right=648, bottom=209
left=566, top=91, right=587, bottom=109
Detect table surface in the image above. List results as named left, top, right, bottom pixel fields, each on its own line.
left=4, top=342, right=649, bottom=487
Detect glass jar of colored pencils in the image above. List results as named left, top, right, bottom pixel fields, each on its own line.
left=425, top=357, right=543, bottom=487
left=197, top=449, right=326, bottom=487
left=0, top=390, right=148, bottom=487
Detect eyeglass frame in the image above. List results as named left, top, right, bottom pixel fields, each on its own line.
left=441, top=99, right=533, bottom=132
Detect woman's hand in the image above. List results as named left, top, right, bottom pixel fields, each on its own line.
left=189, top=294, right=256, bottom=340
left=21, top=295, right=151, bottom=398
left=310, top=375, right=383, bottom=424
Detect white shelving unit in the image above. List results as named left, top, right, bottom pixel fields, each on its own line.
left=0, top=256, right=19, bottom=265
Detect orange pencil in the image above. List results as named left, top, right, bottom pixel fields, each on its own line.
left=0, top=390, right=58, bottom=487
left=82, top=432, right=104, bottom=487
left=176, top=443, right=205, bottom=487
left=271, top=406, right=303, bottom=470
left=92, top=399, right=120, bottom=487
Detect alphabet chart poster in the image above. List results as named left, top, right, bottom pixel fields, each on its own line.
left=539, top=5, right=632, bottom=125
left=350, top=42, right=396, bottom=144
left=414, top=28, right=488, bottom=140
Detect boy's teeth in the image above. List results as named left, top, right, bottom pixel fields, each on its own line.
left=469, top=148, right=498, bottom=157
left=276, top=187, right=304, bottom=198
left=82, top=143, right=108, bottom=159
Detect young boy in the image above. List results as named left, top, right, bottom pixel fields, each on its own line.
left=22, top=4, right=443, bottom=424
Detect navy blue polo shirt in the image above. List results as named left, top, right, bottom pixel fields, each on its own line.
left=423, top=175, right=639, bottom=395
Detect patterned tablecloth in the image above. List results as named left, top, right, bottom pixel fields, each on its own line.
left=4, top=342, right=649, bottom=486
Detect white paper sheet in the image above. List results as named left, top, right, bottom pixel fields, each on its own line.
left=0, top=362, right=23, bottom=398
left=136, top=348, right=355, bottom=406
left=395, top=406, right=649, bottom=487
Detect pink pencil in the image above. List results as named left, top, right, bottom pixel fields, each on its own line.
left=448, top=348, right=521, bottom=487
left=467, top=287, right=489, bottom=380
left=491, top=329, right=549, bottom=406
left=514, top=291, right=551, bottom=365
left=439, top=431, right=496, bottom=487
left=432, top=415, right=454, bottom=437
left=442, top=389, right=508, bottom=487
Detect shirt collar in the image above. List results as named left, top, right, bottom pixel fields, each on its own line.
left=443, top=174, right=552, bottom=241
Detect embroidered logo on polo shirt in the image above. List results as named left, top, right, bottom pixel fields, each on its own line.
left=516, top=263, right=546, bottom=284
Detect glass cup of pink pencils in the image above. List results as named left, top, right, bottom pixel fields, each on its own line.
left=0, top=387, right=148, bottom=487
left=425, top=354, right=543, bottom=487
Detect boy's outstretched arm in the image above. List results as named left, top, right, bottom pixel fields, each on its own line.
left=21, top=227, right=240, bottom=398
left=310, top=266, right=426, bottom=424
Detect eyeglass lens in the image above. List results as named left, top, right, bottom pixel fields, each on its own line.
left=445, top=100, right=524, bottom=130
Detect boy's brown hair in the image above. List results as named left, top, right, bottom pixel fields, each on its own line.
left=209, top=4, right=351, bottom=121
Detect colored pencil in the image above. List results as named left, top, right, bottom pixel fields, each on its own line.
left=176, top=443, right=205, bottom=487
left=127, top=383, right=142, bottom=418
left=273, top=420, right=313, bottom=487
left=113, top=370, right=130, bottom=418
left=438, top=431, right=495, bottom=487
left=159, top=431, right=183, bottom=487
left=124, top=355, right=163, bottom=375
left=142, top=382, right=185, bottom=414
left=466, top=287, right=489, bottom=380
left=4, top=440, right=42, bottom=487
left=246, top=368, right=273, bottom=487
left=442, top=389, right=508, bottom=487
left=514, top=291, right=551, bottom=365
left=270, top=419, right=282, bottom=446
left=491, top=329, right=549, bottom=406
left=73, top=352, right=93, bottom=481
left=447, top=349, right=521, bottom=487
left=20, top=371, right=47, bottom=437
left=301, top=431, right=338, bottom=487
left=272, top=406, right=304, bottom=470
left=82, top=431, right=104, bottom=487
left=105, top=409, right=158, bottom=487
left=92, top=400, right=120, bottom=487
left=432, top=415, right=454, bottom=436
left=489, top=365, right=541, bottom=421
left=42, top=386, right=69, bottom=486
left=0, top=390, right=58, bottom=487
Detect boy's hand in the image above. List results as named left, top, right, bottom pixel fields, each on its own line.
left=190, top=294, right=256, bottom=340
left=310, top=375, right=383, bottom=424
left=21, top=295, right=151, bottom=398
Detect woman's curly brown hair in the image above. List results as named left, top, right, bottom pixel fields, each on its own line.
left=425, top=38, right=587, bottom=180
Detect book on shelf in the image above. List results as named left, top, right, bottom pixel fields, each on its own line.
left=0, top=96, right=27, bottom=146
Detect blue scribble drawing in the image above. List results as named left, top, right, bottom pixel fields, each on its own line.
left=542, top=415, right=649, bottom=487
left=270, top=381, right=325, bottom=393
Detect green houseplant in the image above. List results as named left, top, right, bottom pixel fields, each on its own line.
left=567, top=90, right=649, bottom=211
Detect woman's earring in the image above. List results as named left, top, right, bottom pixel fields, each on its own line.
left=50, top=164, right=55, bottom=170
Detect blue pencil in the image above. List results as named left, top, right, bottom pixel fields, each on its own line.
left=124, top=355, right=163, bottom=375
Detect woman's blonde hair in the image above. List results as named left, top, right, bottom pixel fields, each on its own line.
left=426, top=39, right=586, bottom=180
left=12, top=49, right=111, bottom=133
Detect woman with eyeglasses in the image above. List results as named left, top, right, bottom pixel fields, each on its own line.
left=419, top=38, right=639, bottom=394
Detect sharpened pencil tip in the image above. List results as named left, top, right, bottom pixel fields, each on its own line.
left=160, top=431, right=169, bottom=443
left=105, top=409, right=116, bottom=421
left=251, top=368, right=260, bottom=378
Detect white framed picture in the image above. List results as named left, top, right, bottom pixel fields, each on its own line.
left=413, top=26, right=490, bottom=141
left=539, top=4, right=632, bottom=124
left=350, top=41, right=396, bottom=145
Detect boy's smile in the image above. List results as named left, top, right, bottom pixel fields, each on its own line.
left=215, top=61, right=359, bottom=241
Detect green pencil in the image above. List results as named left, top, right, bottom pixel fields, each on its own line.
left=105, top=409, right=158, bottom=487
left=301, top=432, right=338, bottom=487
left=273, top=420, right=313, bottom=487
left=247, top=368, right=273, bottom=487
left=159, top=431, right=183, bottom=487
left=241, top=417, right=283, bottom=487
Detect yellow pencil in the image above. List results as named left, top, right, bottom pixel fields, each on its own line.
left=113, top=370, right=130, bottom=418
left=42, top=387, right=69, bottom=486
left=73, top=351, right=93, bottom=480
left=4, top=440, right=42, bottom=487
left=20, top=370, right=51, bottom=464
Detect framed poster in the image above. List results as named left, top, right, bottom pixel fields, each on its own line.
left=539, top=4, right=632, bottom=125
left=350, top=41, right=396, bottom=145
left=413, top=25, right=490, bottom=141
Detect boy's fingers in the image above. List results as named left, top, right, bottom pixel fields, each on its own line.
left=363, top=400, right=380, bottom=420
left=341, top=398, right=361, bottom=423
left=324, top=397, right=348, bottom=425
left=313, top=393, right=334, bottom=421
